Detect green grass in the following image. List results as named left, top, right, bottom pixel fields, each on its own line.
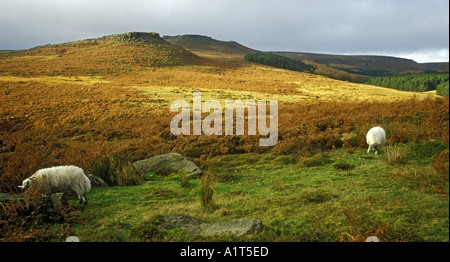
left=59, top=147, right=448, bottom=242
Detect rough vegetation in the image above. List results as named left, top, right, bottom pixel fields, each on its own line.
left=0, top=32, right=448, bottom=242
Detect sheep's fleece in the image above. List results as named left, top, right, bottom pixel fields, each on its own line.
left=366, top=126, right=386, bottom=154
left=19, top=165, right=91, bottom=204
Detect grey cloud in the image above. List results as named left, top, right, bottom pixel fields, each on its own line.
left=0, top=0, right=448, bottom=62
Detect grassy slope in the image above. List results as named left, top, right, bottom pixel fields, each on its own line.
left=67, top=148, right=448, bottom=242
left=164, top=34, right=256, bottom=56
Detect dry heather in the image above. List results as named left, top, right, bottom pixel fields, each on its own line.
left=0, top=38, right=448, bottom=193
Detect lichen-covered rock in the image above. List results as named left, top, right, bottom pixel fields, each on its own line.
left=133, top=153, right=202, bottom=178
left=199, top=219, right=262, bottom=237
left=158, top=215, right=262, bottom=237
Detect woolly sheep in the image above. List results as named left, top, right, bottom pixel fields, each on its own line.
left=18, top=165, right=91, bottom=205
left=366, top=126, right=386, bottom=154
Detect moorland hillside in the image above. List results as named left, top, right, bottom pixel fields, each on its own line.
left=0, top=32, right=448, bottom=242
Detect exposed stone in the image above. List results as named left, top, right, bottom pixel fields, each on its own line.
left=96, top=32, right=163, bottom=43
left=158, top=215, right=262, bottom=237
left=133, top=153, right=203, bottom=178
left=200, top=219, right=263, bottom=237
left=87, top=174, right=108, bottom=187
left=158, top=215, right=204, bottom=234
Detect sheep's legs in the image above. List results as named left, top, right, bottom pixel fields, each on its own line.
left=368, top=144, right=379, bottom=154
left=374, top=145, right=379, bottom=154
left=79, top=194, right=88, bottom=205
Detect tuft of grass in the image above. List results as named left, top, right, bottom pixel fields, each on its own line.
left=90, top=155, right=142, bottom=186
left=384, top=144, right=408, bottom=166
left=199, top=171, right=216, bottom=212
left=180, top=173, right=190, bottom=188
left=116, top=165, right=142, bottom=186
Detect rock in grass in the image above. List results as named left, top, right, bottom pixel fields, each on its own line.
left=133, top=153, right=202, bottom=178
left=158, top=215, right=262, bottom=237
left=158, top=215, right=204, bottom=234
left=200, top=219, right=263, bottom=237
left=87, top=174, right=109, bottom=187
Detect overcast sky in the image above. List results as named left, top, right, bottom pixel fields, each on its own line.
left=1, top=0, right=449, bottom=63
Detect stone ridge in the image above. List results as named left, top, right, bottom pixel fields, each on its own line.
left=96, top=32, right=164, bottom=43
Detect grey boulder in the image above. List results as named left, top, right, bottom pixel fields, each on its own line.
left=133, top=153, right=202, bottom=178
left=158, top=215, right=262, bottom=237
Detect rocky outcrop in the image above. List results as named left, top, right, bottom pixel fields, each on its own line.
left=158, top=215, right=262, bottom=237
left=96, top=32, right=163, bottom=43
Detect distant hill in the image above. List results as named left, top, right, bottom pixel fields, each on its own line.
left=2, top=31, right=447, bottom=80
left=164, top=34, right=256, bottom=55
left=270, top=52, right=449, bottom=77
left=162, top=34, right=448, bottom=79
left=0, top=32, right=202, bottom=76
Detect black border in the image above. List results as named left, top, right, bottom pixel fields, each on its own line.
left=2, top=242, right=448, bottom=260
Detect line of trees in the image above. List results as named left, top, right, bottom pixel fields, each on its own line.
left=245, top=52, right=314, bottom=73
left=302, top=60, right=359, bottom=82
left=366, top=73, right=449, bottom=95
left=244, top=52, right=449, bottom=96
left=436, top=81, right=449, bottom=96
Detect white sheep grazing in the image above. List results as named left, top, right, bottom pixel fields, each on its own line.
left=18, top=165, right=91, bottom=205
left=366, top=126, right=386, bottom=154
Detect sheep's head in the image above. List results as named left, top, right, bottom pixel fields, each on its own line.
left=18, top=178, right=32, bottom=191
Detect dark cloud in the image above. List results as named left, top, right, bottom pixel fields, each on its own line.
left=1, top=0, right=448, bottom=62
